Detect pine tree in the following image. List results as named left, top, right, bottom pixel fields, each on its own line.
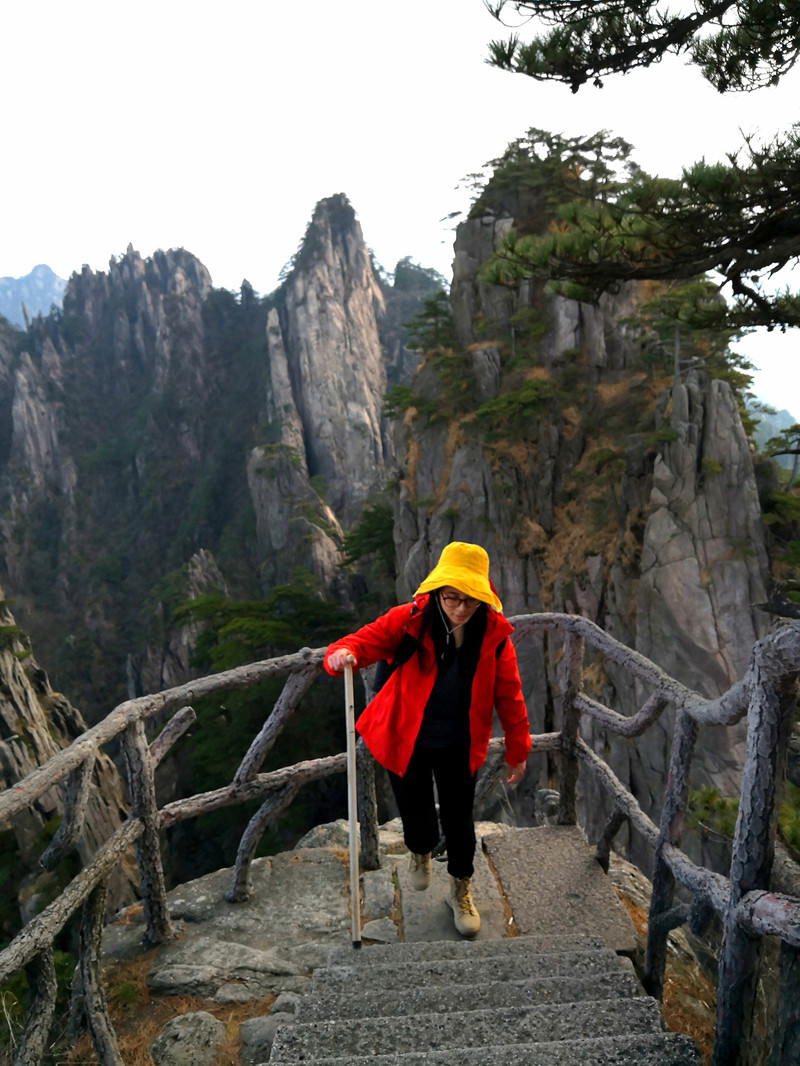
left=482, top=4, right=800, bottom=330
left=487, top=1, right=800, bottom=93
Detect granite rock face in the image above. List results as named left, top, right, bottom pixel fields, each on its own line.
left=105, top=845, right=354, bottom=1000
left=246, top=304, right=344, bottom=592
left=622, top=375, right=768, bottom=844
left=0, top=246, right=223, bottom=712
left=0, top=202, right=432, bottom=716
left=0, top=589, right=137, bottom=915
left=393, top=203, right=771, bottom=865
left=0, top=180, right=779, bottom=886
left=277, top=195, right=390, bottom=525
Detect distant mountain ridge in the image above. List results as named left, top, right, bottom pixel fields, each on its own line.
left=0, top=263, right=66, bottom=327
left=749, top=401, right=798, bottom=469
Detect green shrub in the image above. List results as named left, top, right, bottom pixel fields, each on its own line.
left=0, top=625, right=29, bottom=652
left=383, top=385, right=417, bottom=419
left=344, top=503, right=396, bottom=579
left=689, top=780, right=800, bottom=856
left=701, top=458, right=722, bottom=477
left=309, top=474, right=329, bottom=500
left=472, top=378, right=556, bottom=438
left=587, top=447, right=624, bottom=471
left=645, top=428, right=680, bottom=447
left=779, top=782, right=800, bottom=853
left=763, top=490, right=800, bottom=527
left=688, top=784, right=739, bottom=839
left=405, top=291, right=454, bottom=352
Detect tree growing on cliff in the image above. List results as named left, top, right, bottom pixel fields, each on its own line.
left=165, top=574, right=353, bottom=871
left=765, top=423, right=800, bottom=490
left=483, top=2, right=800, bottom=330
left=486, top=1, right=800, bottom=92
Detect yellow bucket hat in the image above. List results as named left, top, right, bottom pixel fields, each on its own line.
left=414, top=542, right=502, bottom=612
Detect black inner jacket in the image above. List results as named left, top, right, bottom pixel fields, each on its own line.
left=372, top=595, right=489, bottom=723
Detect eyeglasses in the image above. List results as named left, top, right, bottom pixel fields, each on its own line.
left=440, top=593, right=479, bottom=609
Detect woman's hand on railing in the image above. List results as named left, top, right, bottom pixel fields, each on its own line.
left=327, top=648, right=357, bottom=673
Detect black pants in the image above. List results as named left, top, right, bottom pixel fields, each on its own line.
left=388, top=741, right=476, bottom=880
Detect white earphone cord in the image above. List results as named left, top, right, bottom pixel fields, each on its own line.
left=436, top=596, right=466, bottom=658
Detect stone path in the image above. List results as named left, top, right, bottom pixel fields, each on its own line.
left=102, top=821, right=700, bottom=1065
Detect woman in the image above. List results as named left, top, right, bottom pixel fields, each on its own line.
left=325, top=542, right=530, bottom=936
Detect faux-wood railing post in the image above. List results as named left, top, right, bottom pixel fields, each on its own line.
left=713, top=632, right=799, bottom=1066
left=13, top=948, right=57, bottom=1066
left=769, top=941, right=800, bottom=1066
left=40, top=753, right=96, bottom=872
left=644, top=709, right=698, bottom=999
left=80, top=878, right=123, bottom=1066
left=557, top=630, right=583, bottom=825
left=122, top=719, right=174, bottom=943
left=356, top=738, right=380, bottom=871
left=226, top=782, right=301, bottom=902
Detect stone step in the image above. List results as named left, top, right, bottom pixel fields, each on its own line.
left=326, top=932, right=608, bottom=967
left=312, top=946, right=625, bottom=994
left=268, top=1031, right=701, bottom=1066
left=297, top=968, right=643, bottom=1023
left=269, top=997, right=666, bottom=1061
left=484, top=827, right=638, bottom=953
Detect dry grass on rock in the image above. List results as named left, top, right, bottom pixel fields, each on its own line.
left=61, top=952, right=276, bottom=1066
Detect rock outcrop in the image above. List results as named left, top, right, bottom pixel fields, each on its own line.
left=0, top=588, right=136, bottom=918
left=0, top=205, right=433, bottom=717
left=392, top=201, right=771, bottom=866
left=0, top=174, right=780, bottom=885
left=277, top=195, right=390, bottom=524
left=621, top=374, right=768, bottom=839
left=135, top=548, right=230, bottom=697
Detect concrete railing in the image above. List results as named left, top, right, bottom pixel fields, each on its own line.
left=1, top=617, right=799, bottom=1066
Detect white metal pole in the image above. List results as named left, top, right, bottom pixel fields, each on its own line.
left=344, top=659, right=361, bottom=948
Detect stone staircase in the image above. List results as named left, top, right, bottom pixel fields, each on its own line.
left=265, top=827, right=702, bottom=1065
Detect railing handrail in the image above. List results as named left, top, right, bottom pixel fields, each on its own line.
left=508, top=611, right=797, bottom=726
left=1, top=614, right=798, bottom=1066
left=3, top=612, right=784, bottom=825
left=0, top=646, right=322, bottom=824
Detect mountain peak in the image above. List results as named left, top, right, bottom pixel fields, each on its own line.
left=0, top=264, right=67, bottom=328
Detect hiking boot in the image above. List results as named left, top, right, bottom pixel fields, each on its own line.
left=447, top=876, right=480, bottom=937
left=408, top=851, right=432, bottom=891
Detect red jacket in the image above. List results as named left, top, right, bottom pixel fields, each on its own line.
left=324, top=595, right=531, bottom=776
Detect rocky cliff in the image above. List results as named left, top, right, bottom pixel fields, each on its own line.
left=0, top=167, right=783, bottom=882
left=392, top=200, right=771, bottom=869
left=0, top=588, right=136, bottom=926
left=248, top=195, right=396, bottom=593
left=0, top=201, right=436, bottom=720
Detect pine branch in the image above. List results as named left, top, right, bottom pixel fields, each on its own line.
left=487, top=1, right=800, bottom=92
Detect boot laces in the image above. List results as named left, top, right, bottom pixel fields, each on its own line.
left=454, top=879, right=477, bottom=916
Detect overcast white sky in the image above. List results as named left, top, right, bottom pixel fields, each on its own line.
left=4, top=1, right=800, bottom=411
